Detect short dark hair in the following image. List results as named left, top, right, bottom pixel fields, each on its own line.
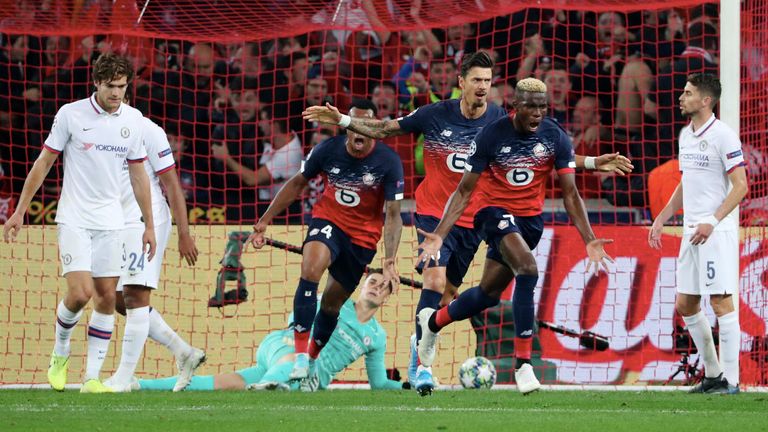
left=687, top=73, right=721, bottom=105
left=92, top=53, right=134, bottom=83
left=460, top=51, right=494, bottom=78
left=349, top=98, right=378, bottom=118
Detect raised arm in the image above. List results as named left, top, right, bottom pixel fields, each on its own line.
left=302, top=103, right=404, bottom=139
left=158, top=168, right=199, bottom=266
left=3, top=148, right=58, bottom=242
left=559, top=172, right=613, bottom=272
left=128, top=162, right=156, bottom=261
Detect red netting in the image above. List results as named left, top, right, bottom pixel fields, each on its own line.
left=0, top=0, right=766, bottom=387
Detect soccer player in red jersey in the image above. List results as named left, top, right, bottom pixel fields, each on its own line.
left=304, top=53, right=631, bottom=396
left=417, top=78, right=614, bottom=394
left=248, top=99, right=404, bottom=384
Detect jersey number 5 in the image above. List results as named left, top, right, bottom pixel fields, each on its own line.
left=335, top=189, right=361, bottom=207
left=506, top=168, right=534, bottom=186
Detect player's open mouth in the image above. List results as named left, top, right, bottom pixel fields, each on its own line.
left=475, top=91, right=486, bottom=97
left=353, top=137, right=366, bottom=149
left=529, top=120, right=541, bottom=131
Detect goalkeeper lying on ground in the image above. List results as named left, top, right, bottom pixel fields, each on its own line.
left=138, top=271, right=407, bottom=391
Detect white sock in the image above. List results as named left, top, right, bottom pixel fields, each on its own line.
left=112, top=306, right=150, bottom=385
left=148, top=308, right=191, bottom=359
left=683, top=311, right=722, bottom=378
left=718, top=311, right=740, bottom=386
left=85, top=311, right=114, bottom=382
left=54, top=301, right=83, bottom=357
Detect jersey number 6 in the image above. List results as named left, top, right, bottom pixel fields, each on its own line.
left=335, top=189, right=361, bottom=207
left=447, top=153, right=469, bottom=173
left=506, top=168, right=534, bottom=186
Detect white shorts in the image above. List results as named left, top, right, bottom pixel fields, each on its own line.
left=57, top=224, right=123, bottom=277
left=117, top=221, right=172, bottom=290
left=677, top=230, right=739, bottom=296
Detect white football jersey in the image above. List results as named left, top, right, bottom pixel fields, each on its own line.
left=258, top=133, right=303, bottom=200
left=46, top=94, right=146, bottom=230
left=121, top=117, right=175, bottom=228
left=678, top=114, right=746, bottom=233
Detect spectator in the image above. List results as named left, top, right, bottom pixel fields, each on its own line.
left=302, top=128, right=335, bottom=218
left=371, top=81, right=399, bottom=120
left=210, top=76, right=262, bottom=221
left=257, top=106, right=304, bottom=223
left=542, top=62, right=572, bottom=124
left=644, top=19, right=718, bottom=162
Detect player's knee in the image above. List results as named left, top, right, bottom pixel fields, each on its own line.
left=517, top=263, right=539, bottom=277
left=710, top=296, right=735, bottom=317
left=66, top=290, right=92, bottom=310
left=675, top=300, right=699, bottom=317
left=300, top=264, right=325, bottom=282
left=423, top=276, right=447, bottom=293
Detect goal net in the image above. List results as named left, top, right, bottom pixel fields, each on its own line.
left=0, top=0, right=766, bottom=387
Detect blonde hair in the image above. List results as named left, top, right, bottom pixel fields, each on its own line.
left=516, top=77, right=547, bottom=94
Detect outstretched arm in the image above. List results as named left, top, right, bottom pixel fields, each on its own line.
left=364, top=343, right=408, bottom=390
left=416, top=171, right=480, bottom=265
left=3, top=148, right=58, bottom=242
left=559, top=172, right=613, bottom=273
left=302, top=103, right=404, bottom=139
left=574, top=153, right=634, bottom=175
left=248, top=172, right=308, bottom=249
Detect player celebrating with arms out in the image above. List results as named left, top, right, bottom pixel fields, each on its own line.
left=649, top=73, right=747, bottom=394
left=107, top=116, right=203, bottom=392
left=303, top=52, right=631, bottom=396
left=3, top=53, right=156, bottom=393
left=417, top=78, right=613, bottom=395
left=249, top=99, right=404, bottom=384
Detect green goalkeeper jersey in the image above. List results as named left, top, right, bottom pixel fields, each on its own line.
left=292, top=299, right=401, bottom=390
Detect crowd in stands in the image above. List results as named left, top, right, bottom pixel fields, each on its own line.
left=0, top=2, right=765, bottom=224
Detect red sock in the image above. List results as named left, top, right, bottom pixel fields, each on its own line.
left=434, top=307, right=454, bottom=329
left=515, top=337, right=532, bottom=361
left=308, top=339, right=321, bottom=359
left=294, top=329, right=309, bottom=354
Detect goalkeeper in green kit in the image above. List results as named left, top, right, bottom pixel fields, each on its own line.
left=137, top=271, right=407, bottom=391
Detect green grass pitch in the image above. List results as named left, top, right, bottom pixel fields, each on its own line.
left=2, top=389, right=768, bottom=431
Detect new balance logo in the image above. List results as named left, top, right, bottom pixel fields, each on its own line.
left=295, top=324, right=307, bottom=332
left=441, top=129, right=453, bottom=137
left=520, top=330, right=533, bottom=336
left=501, top=146, right=511, bottom=153
left=330, top=167, right=340, bottom=174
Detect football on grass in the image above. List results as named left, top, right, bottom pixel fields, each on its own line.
left=458, top=356, right=496, bottom=389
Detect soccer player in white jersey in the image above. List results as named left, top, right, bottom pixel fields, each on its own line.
left=649, top=73, right=748, bottom=394
left=2, top=53, right=156, bottom=393
left=105, top=116, right=204, bottom=392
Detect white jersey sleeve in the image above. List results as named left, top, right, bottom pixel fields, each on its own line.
left=127, top=127, right=148, bottom=162
left=716, top=126, right=746, bottom=173
left=142, top=118, right=176, bottom=175
left=44, top=106, right=72, bottom=153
